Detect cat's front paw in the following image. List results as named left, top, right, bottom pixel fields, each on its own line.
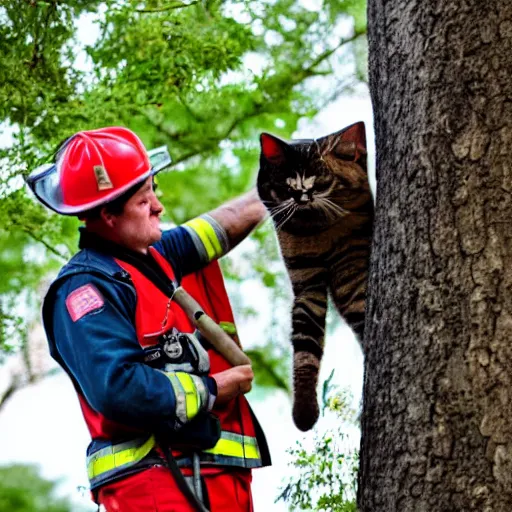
left=292, top=351, right=321, bottom=431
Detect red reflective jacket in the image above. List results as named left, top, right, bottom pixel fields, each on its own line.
left=116, top=248, right=270, bottom=469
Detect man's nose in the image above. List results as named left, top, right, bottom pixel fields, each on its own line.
left=151, top=194, right=164, bottom=215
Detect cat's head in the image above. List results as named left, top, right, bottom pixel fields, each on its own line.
left=257, top=122, right=371, bottom=231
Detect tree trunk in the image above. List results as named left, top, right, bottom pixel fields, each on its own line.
left=360, top=1, right=512, bottom=510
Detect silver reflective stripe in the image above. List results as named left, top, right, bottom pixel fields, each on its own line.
left=201, top=214, right=230, bottom=254
left=219, top=431, right=258, bottom=446
left=89, top=437, right=149, bottom=460
left=190, top=374, right=208, bottom=409
left=164, top=372, right=209, bottom=423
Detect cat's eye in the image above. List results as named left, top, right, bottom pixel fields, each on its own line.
left=336, top=152, right=355, bottom=162
left=314, top=181, right=330, bottom=193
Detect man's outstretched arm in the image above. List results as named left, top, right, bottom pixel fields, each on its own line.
left=207, top=188, right=268, bottom=250
left=155, top=188, right=268, bottom=278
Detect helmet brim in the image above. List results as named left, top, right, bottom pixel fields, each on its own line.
left=26, top=145, right=172, bottom=215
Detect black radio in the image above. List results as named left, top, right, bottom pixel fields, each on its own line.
left=144, top=329, right=210, bottom=376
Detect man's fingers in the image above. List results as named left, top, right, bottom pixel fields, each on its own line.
left=212, top=365, right=254, bottom=404
left=239, top=365, right=254, bottom=381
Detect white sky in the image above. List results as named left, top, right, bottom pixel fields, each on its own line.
left=0, top=8, right=375, bottom=510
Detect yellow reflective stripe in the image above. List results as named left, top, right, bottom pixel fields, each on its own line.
left=204, top=433, right=261, bottom=460
left=166, top=373, right=188, bottom=423
left=242, top=441, right=260, bottom=460
left=219, top=321, right=237, bottom=336
left=176, top=372, right=200, bottom=420
left=184, top=217, right=223, bottom=261
left=166, top=372, right=206, bottom=423
left=87, top=435, right=156, bottom=480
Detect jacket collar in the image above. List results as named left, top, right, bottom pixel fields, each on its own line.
left=78, top=228, right=175, bottom=297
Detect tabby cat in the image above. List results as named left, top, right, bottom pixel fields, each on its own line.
left=257, top=122, right=374, bottom=431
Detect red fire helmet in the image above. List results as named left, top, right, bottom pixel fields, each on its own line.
left=27, top=126, right=171, bottom=215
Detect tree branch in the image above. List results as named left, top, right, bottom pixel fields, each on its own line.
left=306, top=31, right=366, bottom=73
left=164, top=108, right=265, bottom=167
left=8, top=216, right=69, bottom=262
left=29, top=0, right=57, bottom=69
left=0, top=380, right=19, bottom=411
left=177, top=93, right=206, bottom=122
left=136, top=1, right=199, bottom=13
left=140, top=32, right=367, bottom=167
left=22, top=228, right=68, bottom=261
left=0, top=367, right=60, bottom=412
left=245, top=349, right=290, bottom=394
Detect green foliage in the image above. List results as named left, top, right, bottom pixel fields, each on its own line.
left=245, top=341, right=290, bottom=393
left=278, top=372, right=359, bottom=511
left=0, top=0, right=367, bottom=361
left=0, top=464, right=81, bottom=512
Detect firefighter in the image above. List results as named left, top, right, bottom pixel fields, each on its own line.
left=27, top=127, right=271, bottom=511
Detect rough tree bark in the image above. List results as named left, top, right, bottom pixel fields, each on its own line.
left=360, top=1, right=512, bottom=510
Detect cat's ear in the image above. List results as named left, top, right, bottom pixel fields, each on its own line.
left=341, top=121, right=366, bottom=151
left=321, top=122, right=367, bottom=162
left=260, top=133, right=288, bottom=164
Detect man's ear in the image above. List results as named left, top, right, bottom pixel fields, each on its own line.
left=260, top=133, right=289, bottom=165
left=100, top=207, right=116, bottom=228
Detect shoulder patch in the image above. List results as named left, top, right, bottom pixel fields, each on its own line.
left=65, top=284, right=105, bottom=322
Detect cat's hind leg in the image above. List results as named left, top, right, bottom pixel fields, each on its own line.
left=328, top=244, right=369, bottom=345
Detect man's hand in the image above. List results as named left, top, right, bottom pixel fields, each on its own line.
left=212, top=365, right=254, bottom=405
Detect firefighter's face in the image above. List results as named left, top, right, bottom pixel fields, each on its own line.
left=111, top=177, right=164, bottom=252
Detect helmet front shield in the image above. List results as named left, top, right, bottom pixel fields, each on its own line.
left=26, top=163, right=65, bottom=214
left=148, top=145, right=172, bottom=173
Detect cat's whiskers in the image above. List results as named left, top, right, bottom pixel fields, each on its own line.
left=314, top=185, right=336, bottom=199
left=268, top=199, right=293, bottom=223
left=316, top=197, right=348, bottom=221
left=274, top=202, right=297, bottom=231
left=274, top=200, right=295, bottom=222
left=276, top=209, right=297, bottom=232
left=269, top=198, right=294, bottom=219
left=315, top=199, right=337, bottom=221
left=322, top=196, right=347, bottom=212
left=322, top=198, right=349, bottom=218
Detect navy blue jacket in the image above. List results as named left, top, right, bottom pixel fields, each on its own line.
left=42, top=226, right=217, bottom=435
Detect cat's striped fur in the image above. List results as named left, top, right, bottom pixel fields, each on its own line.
left=257, top=122, right=373, bottom=431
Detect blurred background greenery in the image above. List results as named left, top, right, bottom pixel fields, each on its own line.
left=0, top=0, right=367, bottom=509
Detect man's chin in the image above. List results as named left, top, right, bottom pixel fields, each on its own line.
left=151, top=229, right=163, bottom=244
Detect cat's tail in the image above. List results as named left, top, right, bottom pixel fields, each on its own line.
left=290, top=281, right=327, bottom=432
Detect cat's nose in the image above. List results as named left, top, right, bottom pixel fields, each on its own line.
left=293, top=190, right=311, bottom=204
